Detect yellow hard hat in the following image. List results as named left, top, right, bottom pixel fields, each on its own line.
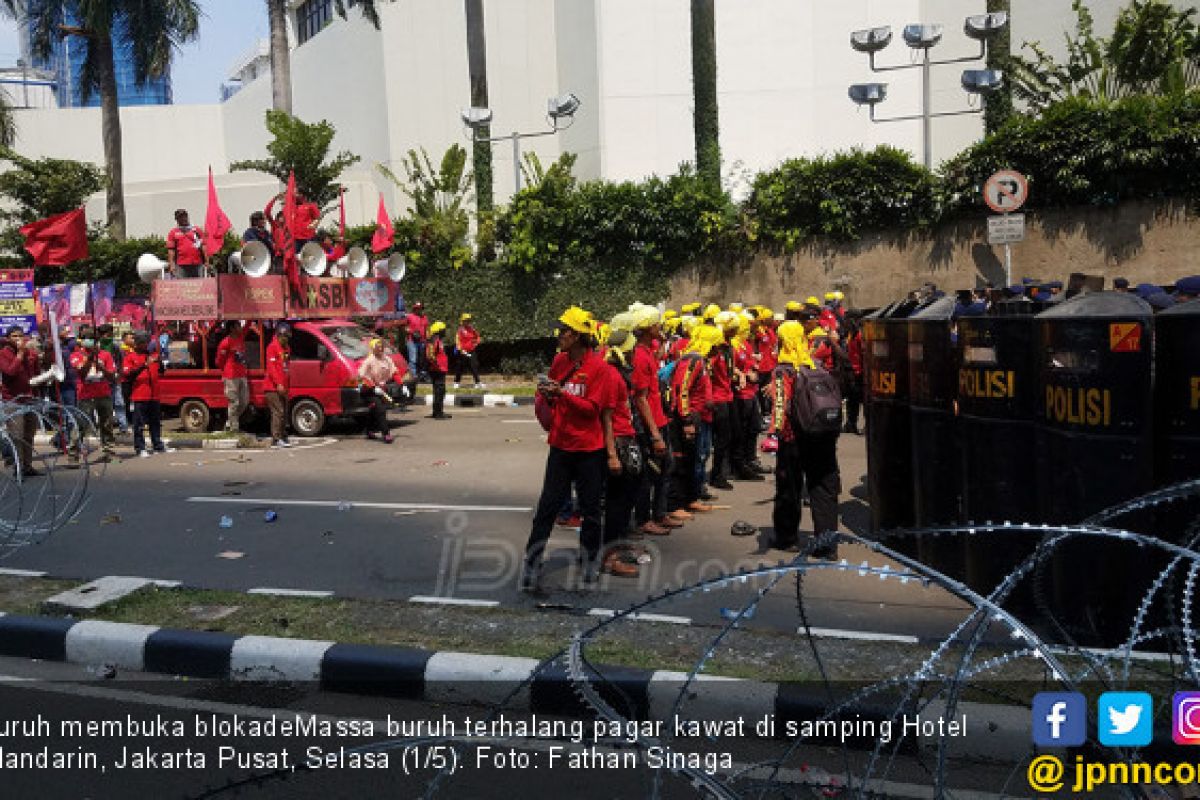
left=630, top=306, right=661, bottom=331
left=460, top=312, right=473, bottom=322
left=594, top=321, right=611, bottom=345
left=607, top=328, right=636, bottom=355
left=558, top=306, right=593, bottom=335
left=715, top=310, right=739, bottom=334
left=430, top=321, right=447, bottom=335
left=805, top=296, right=821, bottom=308
left=609, top=311, right=636, bottom=334
left=776, top=321, right=814, bottom=369
left=757, top=306, right=774, bottom=321
left=702, top=303, right=721, bottom=321
left=662, top=309, right=678, bottom=320
left=785, top=301, right=803, bottom=313
left=685, top=324, right=720, bottom=357
left=681, top=302, right=701, bottom=315
left=728, top=302, right=744, bottom=313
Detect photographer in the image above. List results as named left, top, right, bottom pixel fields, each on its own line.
left=215, top=321, right=249, bottom=433
left=69, top=326, right=118, bottom=461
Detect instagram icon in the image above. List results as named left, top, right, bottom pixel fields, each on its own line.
left=1174, top=693, right=1200, bottom=744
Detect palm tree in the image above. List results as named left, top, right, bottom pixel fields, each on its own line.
left=0, top=94, right=15, bottom=149
left=266, top=0, right=391, bottom=113
left=984, top=0, right=1013, bottom=133
left=464, top=0, right=492, bottom=212
left=2, top=0, right=201, bottom=240
left=690, top=0, right=719, bottom=193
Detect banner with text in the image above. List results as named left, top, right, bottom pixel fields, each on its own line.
left=348, top=278, right=400, bottom=317
left=288, top=277, right=354, bottom=319
left=219, top=275, right=287, bottom=320
left=152, top=278, right=219, bottom=321
left=0, top=269, right=36, bottom=333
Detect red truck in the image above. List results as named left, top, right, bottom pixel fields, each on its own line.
left=157, top=319, right=409, bottom=436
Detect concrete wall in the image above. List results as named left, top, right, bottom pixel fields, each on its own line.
left=669, top=201, right=1200, bottom=309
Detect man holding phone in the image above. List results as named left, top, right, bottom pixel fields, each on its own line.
left=70, top=325, right=118, bottom=461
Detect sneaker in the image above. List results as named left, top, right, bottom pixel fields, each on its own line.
left=138, top=450, right=151, bottom=459
left=155, top=446, right=177, bottom=454
left=279, top=439, right=294, bottom=448
left=382, top=434, right=394, bottom=444
left=710, top=477, right=734, bottom=490
left=557, top=515, right=583, bottom=530
left=519, top=563, right=542, bottom=592
left=734, top=470, right=766, bottom=482
left=475, top=383, right=487, bottom=390
left=365, top=432, right=378, bottom=440
left=271, top=440, right=287, bottom=449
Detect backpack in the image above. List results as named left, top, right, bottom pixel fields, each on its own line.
left=791, top=366, right=843, bottom=434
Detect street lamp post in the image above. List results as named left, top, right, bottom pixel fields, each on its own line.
left=848, top=13, right=1008, bottom=169
left=461, top=93, right=581, bottom=194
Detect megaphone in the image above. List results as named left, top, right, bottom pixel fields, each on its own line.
left=299, top=241, right=327, bottom=277
left=374, top=253, right=406, bottom=282
left=137, top=253, right=168, bottom=282
left=341, top=246, right=369, bottom=279
left=238, top=241, right=272, bottom=278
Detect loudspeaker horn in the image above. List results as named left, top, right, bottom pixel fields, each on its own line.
left=238, top=241, right=272, bottom=278
left=373, top=253, right=406, bottom=282
left=299, top=241, right=327, bottom=277
left=344, top=246, right=370, bottom=279
left=137, top=253, right=168, bottom=282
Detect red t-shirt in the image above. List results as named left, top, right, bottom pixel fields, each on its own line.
left=215, top=335, right=248, bottom=379
left=121, top=351, right=161, bottom=402
left=848, top=333, right=864, bottom=377
left=407, top=314, right=429, bottom=341
left=167, top=226, right=205, bottom=266
left=669, top=338, right=689, bottom=361
left=425, top=338, right=449, bottom=373
left=605, top=363, right=636, bottom=439
left=456, top=326, right=480, bottom=354
left=734, top=340, right=760, bottom=400
left=547, top=350, right=610, bottom=452
left=293, top=203, right=320, bottom=240
left=72, top=348, right=115, bottom=400
left=630, top=344, right=668, bottom=430
left=708, top=347, right=734, bottom=403
left=671, top=353, right=709, bottom=421
left=265, top=339, right=289, bottom=391
left=756, top=329, right=778, bottom=375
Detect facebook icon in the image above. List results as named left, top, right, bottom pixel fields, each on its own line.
left=1032, top=692, right=1087, bottom=746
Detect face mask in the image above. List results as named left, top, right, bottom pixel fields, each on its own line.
left=80, top=339, right=95, bottom=348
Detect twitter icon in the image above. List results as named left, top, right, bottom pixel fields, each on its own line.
left=1098, top=692, right=1153, bottom=747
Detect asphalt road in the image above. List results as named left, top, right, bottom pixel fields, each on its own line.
left=0, top=656, right=1027, bottom=799
left=2, top=405, right=975, bottom=641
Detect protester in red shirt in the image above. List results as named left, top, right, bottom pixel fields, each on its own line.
left=707, top=316, right=738, bottom=491
left=454, top=313, right=484, bottom=389
left=628, top=311, right=679, bottom=536
left=406, top=302, right=429, bottom=379
left=122, top=331, right=172, bottom=457
left=597, top=331, right=640, bottom=578
left=264, top=324, right=292, bottom=448
left=734, top=328, right=768, bottom=476
left=669, top=329, right=716, bottom=514
left=215, top=321, right=250, bottom=433
left=0, top=326, right=43, bottom=476
left=425, top=322, right=451, bottom=420
left=844, top=316, right=865, bottom=435
left=166, top=209, right=206, bottom=279
left=522, top=307, right=612, bottom=590
left=70, top=325, right=117, bottom=460
left=292, top=194, right=321, bottom=247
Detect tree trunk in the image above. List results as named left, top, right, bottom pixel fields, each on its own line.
left=984, top=0, right=1013, bottom=134
left=93, top=32, right=125, bottom=241
left=267, top=0, right=293, bottom=113
left=690, top=0, right=720, bottom=194
left=465, top=0, right=492, bottom=211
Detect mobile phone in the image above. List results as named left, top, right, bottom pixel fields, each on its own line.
left=536, top=373, right=549, bottom=385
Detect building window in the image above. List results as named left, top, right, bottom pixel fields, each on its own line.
left=295, top=0, right=333, bottom=45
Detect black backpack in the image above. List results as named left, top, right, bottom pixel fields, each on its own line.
left=790, top=366, right=843, bottom=434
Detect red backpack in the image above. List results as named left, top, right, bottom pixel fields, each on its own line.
left=790, top=366, right=843, bottom=434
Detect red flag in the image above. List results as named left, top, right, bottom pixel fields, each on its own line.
left=338, top=187, right=346, bottom=241
left=282, top=173, right=301, bottom=296
left=203, top=167, right=231, bottom=256
left=371, top=194, right=394, bottom=254
left=20, top=208, right=88, bottom=266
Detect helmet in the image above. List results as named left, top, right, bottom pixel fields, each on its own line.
left=430, top=321, right=447, bottom=335
left=785, top=301, right=803, bottom=313
left=558, top=306, right=593, bottom=334
left=702, top=303, right=721, bottom=321
left=460, top=312, right=473, bottom=322
left=804, top=296, right=821, bottom=308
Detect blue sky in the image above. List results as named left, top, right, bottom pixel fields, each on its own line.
left=0, top=0, right=264, bottom=105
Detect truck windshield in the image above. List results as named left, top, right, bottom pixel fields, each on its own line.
left=320, top=325, right=372, bottom=360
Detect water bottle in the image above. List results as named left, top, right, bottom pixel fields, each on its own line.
left=219, top=516, right=233, bottom=529
left=264, top=510, right=278, bottom=523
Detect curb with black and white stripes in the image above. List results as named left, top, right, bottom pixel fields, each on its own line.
left=0, top=611, right=1028, bottom=758
left=413, top=394, right=534, bottom=408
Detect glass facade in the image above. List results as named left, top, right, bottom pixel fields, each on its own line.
left=296, top=0, right=359, bottom=45
left=24, top=8, right=172, bottom=108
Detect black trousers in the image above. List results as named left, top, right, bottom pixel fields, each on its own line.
left=604, top=451, right=640, bottom=547
left=366, top=399, right=389, bottom=435
left=635, top=425, right=674, bottom=524
left=845, top=376, right=864, bottom=429
left=711, top=401, right=735, bottom=480
left=772, top=433, right=840, bottom=546
left=735, top=396, right=761, bottom=466
left=525, top=448, right=605, bottom=565
left=430, top=372, right=447, bottom=416
left=130, top=400, right=163, bottom=453
left=455, top=351, right=481, bottom=384
left=670, top=418, right=700, bottom=506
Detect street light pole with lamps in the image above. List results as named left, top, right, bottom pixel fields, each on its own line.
left=848, top=13, right=1008, bottom=169
left=461, top=93, right=582, bottom=195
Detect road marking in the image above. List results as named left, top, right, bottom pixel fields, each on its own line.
left=410, top=596, right=500, bottom=608
left=186, top=497, right=532, bottom=513
left=799, top=626, right=920, bottom=644
left=501, top=420, right=539, bottom=424
left=588, top=608, right=691, bottom=625
left=0, top=568, right=47, bottom=577
left=247, top=588, right=334, bottom=599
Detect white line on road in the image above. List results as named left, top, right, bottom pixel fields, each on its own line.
left=247, top=588, right=335, bottom=598
left=186, top=497, right=532, bottom=513
left=501, top=420, right=539, bottom=424
left=588, top=609, right=692, bottom=626
left=799, top=626, right=920, bottom=644
left=0, top=568, right=47, bottom=577
left=409, top=596, right=500, bottom=608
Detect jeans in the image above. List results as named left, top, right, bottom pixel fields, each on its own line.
left=772, top=433, right=840, bottom=546
left=455, top=351, right=481, bottom=384
left=223, top=377, right=249, bottom=432
left=525, top=448, right=605, bottom=566
left=693, top=420, right=712, bottom=497
left=130, top=400, right=163, bottom=453
left=635, top=424, right=674, bottom=523
left=112, top=384, right=128, bottom=430
left=76, top=395, right=115, bottom=454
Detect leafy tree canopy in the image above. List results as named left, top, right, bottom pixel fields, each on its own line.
left=230, top=110, right=360, bottom=208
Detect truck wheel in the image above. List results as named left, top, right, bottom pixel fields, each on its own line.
left=179, top=400, right=211, bottom=433
left=290, top=399, right=325, bottom=437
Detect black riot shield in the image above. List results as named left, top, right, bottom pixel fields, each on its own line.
left=864, top=301, right=917, bottom=539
